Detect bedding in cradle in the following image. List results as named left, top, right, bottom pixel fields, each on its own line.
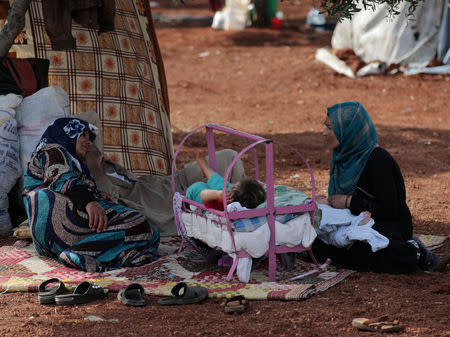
left=171, top=124, right=327, bottom=282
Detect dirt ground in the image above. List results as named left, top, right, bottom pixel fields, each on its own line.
left=0, top=0, right=449, bottom=336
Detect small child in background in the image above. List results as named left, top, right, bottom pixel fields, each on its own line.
left=186, top=155, right=266, bottom=211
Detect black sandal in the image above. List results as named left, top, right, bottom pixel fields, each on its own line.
left=55, top=281, right=108, bottom=306
left=225, top=295, right=249, bottom=314
left=117, top=283, right=146, bottom=306
left=38, top=278, right=68, bottom=304
left=159, top=282, right=208, bottom=305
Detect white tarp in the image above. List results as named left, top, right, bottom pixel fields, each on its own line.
left=438, top=0, right=450, bottom=63
left=0, top=94, right=23, bottom=235
left=317, top=0, right=450, bottom=77
left=332, top=0, right=447, bottom=67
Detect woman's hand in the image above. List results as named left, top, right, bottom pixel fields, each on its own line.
left=329, top=194, right=351, bottom=209
left=85, top=201, right=108, bottom=232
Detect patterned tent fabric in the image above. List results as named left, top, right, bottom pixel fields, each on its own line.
left=7, top=0, right=173, bottom=176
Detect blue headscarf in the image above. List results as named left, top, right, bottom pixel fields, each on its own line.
left=35, top=117, right=98, bottom=177
left=328, top=102, right=378, bottom=196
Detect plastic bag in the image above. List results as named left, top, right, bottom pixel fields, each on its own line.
left=0, top=94, right=23, bottom=235
left=225, top=0, right=250, bottom=30
left=306, top=8, right=326, bottom=31
left=15, top=85, right=70, bottom=173
left=212, top=0, right=250, bottom=30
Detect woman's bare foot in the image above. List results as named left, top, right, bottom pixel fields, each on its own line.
left=358, top=211, right=372, bottom=226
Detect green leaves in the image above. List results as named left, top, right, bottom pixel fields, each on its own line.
left=169, top=0, right=423, bottom=21
left=318, top=0, right=423, bottom=21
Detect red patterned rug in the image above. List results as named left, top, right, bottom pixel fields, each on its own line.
left=0, top=237, right=353, bottom=301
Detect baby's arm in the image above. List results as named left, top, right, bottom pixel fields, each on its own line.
left=200, top=189, right=224, bottom=205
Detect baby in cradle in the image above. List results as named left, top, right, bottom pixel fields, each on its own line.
left=186, top=155, right=266, bottom=211
left=186, top=155, right=371, bottom=228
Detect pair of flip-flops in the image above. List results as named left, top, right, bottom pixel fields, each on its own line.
left=352, top=316, right=405, bottom=332
left=117, top=282, right=207, bottom=306
left=38, top=278, right=109, bottom=305
left=159, top=282, right=208, bottom=305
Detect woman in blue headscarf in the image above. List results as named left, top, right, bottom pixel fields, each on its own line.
left=315, top=102, right=440, bottom=273
left=23, top=118, right=160, bottom=272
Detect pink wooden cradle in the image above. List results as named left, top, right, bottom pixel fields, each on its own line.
left=171, top=124, right=329, bottom=282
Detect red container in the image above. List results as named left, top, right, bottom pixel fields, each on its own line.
left=271, top=17, right=282, bottom=30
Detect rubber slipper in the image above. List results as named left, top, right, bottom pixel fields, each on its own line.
left=117, top=283, right=145, bottom=306
left=38, top=278, right=68, bottom=304
left=159, top=282, right=208, bottom=305
left=352, top=316, right=405, bottom=332
left=55, top=281, right=108, bottom=306
left=224, top=295, right=249, bottom=314
left=413, top=236, right=441, bottom=271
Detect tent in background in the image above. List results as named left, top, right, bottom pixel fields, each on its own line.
left=5, top=0, right=173, bottom=176
left=316, top=0, right=450, bottom=77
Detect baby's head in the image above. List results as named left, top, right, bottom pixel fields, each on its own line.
left=231, top=178, right=266, bottom=209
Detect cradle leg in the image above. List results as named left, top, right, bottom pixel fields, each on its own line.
left=287, top=259, right=331, bottom=281
left=226, top=256, right=239, bottom=281
left=308, top=248, right=320, bottom=268
left=177, top=238, right=186, bottom=255
left=307, top=248, right=331, bottom=273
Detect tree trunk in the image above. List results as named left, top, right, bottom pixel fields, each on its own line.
left=0, top=0, right=31, bottom=57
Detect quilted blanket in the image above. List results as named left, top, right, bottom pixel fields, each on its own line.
left=0, top=237, right=353, bottom=301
